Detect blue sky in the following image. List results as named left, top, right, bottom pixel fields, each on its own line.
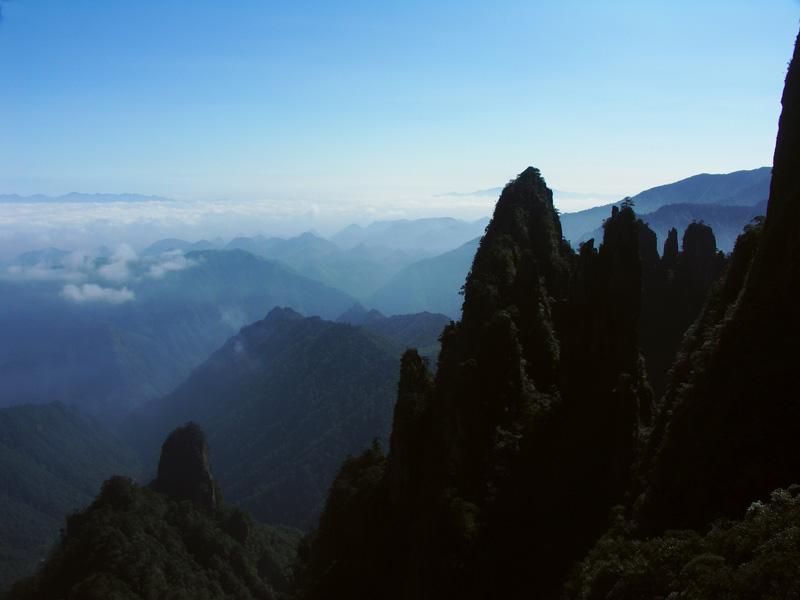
left=1, top=1, right=799, bottom=227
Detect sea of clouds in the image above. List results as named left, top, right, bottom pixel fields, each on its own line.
left=0, top=194, right=506, bottom=263
left=0, top=189, right=615, bottom=268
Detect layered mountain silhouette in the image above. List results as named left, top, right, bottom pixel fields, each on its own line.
left=336, top=304, right=450, bottom=364
left=560, top=166, right=771, bottom=251
left=367, top=237, right=480, bottom=319
left=6, top=26, right=799, bottom=600
left=0, top=249, right=357, bottom=420
left=295, top=167, right=655, bottom=598
left=331, top=216, right=489, bottom=255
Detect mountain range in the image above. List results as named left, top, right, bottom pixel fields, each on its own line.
left=292, top=32, right=800, bottom=599
left=1, top=34, right=797, bottom=598
left=0, top=249, right=357, bottom=420
left=561, top=166, right=771, bottom=251
left=120, top=306, right=449, bottom=529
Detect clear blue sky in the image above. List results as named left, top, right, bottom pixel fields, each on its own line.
left=1, top=1, right=799, bottom=211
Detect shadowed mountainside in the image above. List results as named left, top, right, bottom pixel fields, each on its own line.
left=120, top=308, right=405, bottom=529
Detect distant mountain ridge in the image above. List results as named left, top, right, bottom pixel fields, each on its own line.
left=628, top=167, right=771, bottom=212
left=0, top=193, right=175, bottom=203
left=336, top=303, right=450, bottom=364
left=367, top=237, right=481, bottom=319
left=561, top=167, right=771, bottom=249
left=331, top=216, right=489, bottom=254
left=223, top=231, right=428, bottom=300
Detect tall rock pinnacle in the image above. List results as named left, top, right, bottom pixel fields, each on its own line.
left=151, top=422, right=217, bottom=514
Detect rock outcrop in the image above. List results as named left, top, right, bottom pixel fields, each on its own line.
left=634, top=29, right=800, bottom=535
left=150, top=422, right=217, bottom=515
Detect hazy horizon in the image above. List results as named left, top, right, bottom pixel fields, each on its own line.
left=1, top=1, right=798, bottom=258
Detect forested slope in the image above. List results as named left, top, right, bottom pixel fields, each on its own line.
left=6, top=424, right=300, bottom=600
left=0, top=403, right=141, bottom=592
left=121, top=308, right=403, bottom=529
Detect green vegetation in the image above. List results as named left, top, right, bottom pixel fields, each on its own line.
left=4, top=32, right=799, bottom=599
left=0, top=403, right=141, bottom=592
left=6, top=425, right=301, bottom=600
left=121, top=308, right=403, bottom=529
left=565, top=487, right=800, bottom=600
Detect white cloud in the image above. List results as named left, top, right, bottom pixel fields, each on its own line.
left=60, top=283, right=135, bottom=304
left=98, top=244, right=138, bottom=282
left=146, top=249, right=197, bottom=278
left=62, top=248, right=99, bottom=273
left=0, top=195, right=497, bottom=262
left=219, top=305, right=247, bottom=331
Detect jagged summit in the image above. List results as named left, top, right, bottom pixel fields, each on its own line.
left=459, top=167, right=573, bottom=357
left=632, top=29, right=800, bottom=535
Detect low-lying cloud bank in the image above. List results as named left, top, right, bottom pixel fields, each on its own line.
left=60, top=283, right=135, bottom=304
left=0, top=189, right=610, bottom=265
left=3, top=243, right=200, bottom=303
left=0, top=194, right=499, bottom=262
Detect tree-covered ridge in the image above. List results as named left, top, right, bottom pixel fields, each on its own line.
left=6, top=425, right=301, bottom=600
left=637, top=219, right=728, bottom=397
left=0, top=402, right=141, bottom=592
left=347, top=307, right=451, bottom=365
left=121, top=307, right=404, bottom=529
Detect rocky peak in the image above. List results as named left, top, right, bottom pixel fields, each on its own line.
left=151, top=422, right=217, bottom=514
left=679, top=221, right=722, bottom=306
left=463, top=169, right=569, bottom=311
left=662, top=227, right=679, bottom=266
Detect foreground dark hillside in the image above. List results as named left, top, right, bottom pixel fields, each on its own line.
left=631, top=27, right=800, bottom=535
left=6, top=424, right=300, bottom=600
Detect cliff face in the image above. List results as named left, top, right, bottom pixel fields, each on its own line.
left=638, top=220, right=728, bottom=397
left=634, top=30, right=800, bottom=535
left=150, top=422, right=217, bottom=515
left=296, top=33, right=800, bottom=598
left=297, top=168, right=657, bottom=600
